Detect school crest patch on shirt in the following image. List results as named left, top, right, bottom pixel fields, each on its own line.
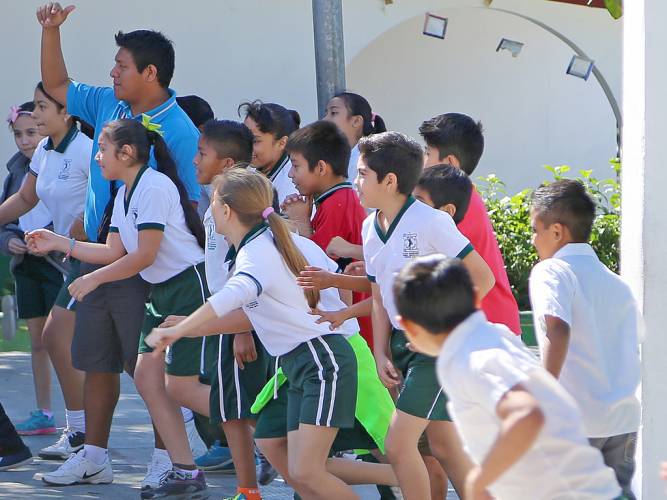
left=132, top=207, right=139, bottom=228
left=402, top=233, right=419, bottom=257
left=58, top=159, right=72, bottom=180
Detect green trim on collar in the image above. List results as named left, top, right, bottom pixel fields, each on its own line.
left=314, top=182, right=353, bottom=206
left=224, top=222, right=269, bottom=267
left=373, top=195, right=416, bottom=244
left=267, top=153, right=289, bottom=181
left=124, top=165, right=150, bottom=215
left=137, top=223, right=165, bottom=231
left=44, top=125, right=79, bottom=153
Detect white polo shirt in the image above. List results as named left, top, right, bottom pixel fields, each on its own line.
left=109, top=166, right=204, bottom=284
left=348, top=144, right=360, bottom=184
left=529, top=243, right=641, bottom=438
left=267, top=154, right=297, bottom=206
left=362, top=196, right=472, bottom=329
left=438, top=311, right=621, bottom=500
left=27, top=128, right=91, bottom=235
left=18, top=176, right=52, bottom=233
left=208, top=225, right=359, bottom=356
left=203, top=205, right=230, bottom=294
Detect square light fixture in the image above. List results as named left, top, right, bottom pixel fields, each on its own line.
left=566, top=55, right=595, bottom=81
left=496, top=38, right=524, bottom=57
left=423, top=12, right=448, bottom=39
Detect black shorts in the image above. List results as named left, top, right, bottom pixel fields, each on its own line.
left=71, top=263, right=150, bottom=373
left=11, top=254, right=62, bottom=319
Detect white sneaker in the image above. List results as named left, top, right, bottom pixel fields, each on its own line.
left=141, top=452, right=172, bottom=490
left=39, top=429, right=85, bottom=460
left=42, top=449, right=113, bottom=485
left=185, top=418, right=206, bottom=458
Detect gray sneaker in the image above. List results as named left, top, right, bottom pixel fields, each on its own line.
left=257, top=451, right=278, bottom=486
left=140, top=469, right=209, bottom=499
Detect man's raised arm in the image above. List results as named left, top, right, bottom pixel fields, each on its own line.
left=37, top=3, right=76, bottom=105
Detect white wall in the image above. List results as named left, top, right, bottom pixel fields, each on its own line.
left=1, top=0, right=621, bottom=193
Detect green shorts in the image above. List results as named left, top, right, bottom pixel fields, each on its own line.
left=280, top=334, right=357, bottom=432
left=210, top=332, right=270, bottom=424
left=391, top=328, right=450, bottom=421
left=138, top=263, right=210, bottom=376
left=53, top=259, right=81, bottom=311
left=12, top=254, right=63, bottom=319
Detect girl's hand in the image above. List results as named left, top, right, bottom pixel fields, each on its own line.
left=25, top=229, right=65, bottom=254
left=161, top=315, right=186, bottom=329
left=309, top=307, right=348, bottom=330
left=68, top=274, right=100, bottom=302
left=69, top=216, right=88, bottom=242
left=36, top=3, right=76, bottom=28
left=375, top=353, right=401, bottom=389
left=343, top=261, right=366, bottom=277
left=145, top=326, right=182, bottom=355
left=326, top=236, right=353, bottom=260
left=233, top=332, right=257, bottom=369
left=281, top=194, right=312, bottom=223
left=297, top=266, right=336, bottom=290
left=7, top=238, right=27, bottom=255
left=464, top=467, right=494, bottom=500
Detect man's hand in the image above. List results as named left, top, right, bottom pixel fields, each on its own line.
left=233, top=332, right=258, bottom=369
left=36, top=3, right=75, bottom=28
left=297, top=266, right=336, bottom=291
left=8, top=238, right=27, bottom=255
left=375, top=353, right=401, bottom=389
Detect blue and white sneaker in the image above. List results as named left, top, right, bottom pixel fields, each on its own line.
left=15, top=410, right=57, bottom=436
left=0, top=446, right=32, bottom=471
left=194, top=440, right=235, bottom=473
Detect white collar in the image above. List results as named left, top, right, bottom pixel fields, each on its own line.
left=553, top=243, right=597, bottom=259
left=438, top=310, right=487, bottom=367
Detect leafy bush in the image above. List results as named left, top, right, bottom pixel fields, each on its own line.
left=476, top=160, right=621, bottom=310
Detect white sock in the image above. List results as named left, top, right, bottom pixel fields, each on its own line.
left=83, top=444, right=108, bottom=465
left=65, top=409, right=85, bottom=433
left=153, top=448, right=171, bottom=463
left=181, top=407, right=194, bottom=423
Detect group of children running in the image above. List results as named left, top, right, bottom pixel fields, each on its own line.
left=0, top=3, right=641, bottom=500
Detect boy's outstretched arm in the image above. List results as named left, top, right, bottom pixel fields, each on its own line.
left=542, top=315, right=570, bottom=378
left=462, top=250, right=495, bottom=299
left=37, top=3, right=75, bottom=105
left=465, top=384, right=545, bottom=499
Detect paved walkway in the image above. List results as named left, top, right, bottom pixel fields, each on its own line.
left=0, top=352, right=459, bottom=499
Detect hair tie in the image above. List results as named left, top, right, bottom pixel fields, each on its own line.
left=370, top=112, right=377, bottom=128
left=141, top=113, right=164, bottom=137
left=262, top=207, right=275, bottom=219
left=6, top=106, right=31, bottom=126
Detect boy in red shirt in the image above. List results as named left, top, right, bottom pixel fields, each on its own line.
left=281, top=120, right=373, bottom=348
left=419, top=113, right=521, bottom=333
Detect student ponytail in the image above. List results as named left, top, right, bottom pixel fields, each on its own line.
left=334, top=92, right=386, bottom=136
left=215, top=168, right=320, bottom=308
left=101, top=119, right=206, bottom=249
left=238, top=100, right=300, bottom=139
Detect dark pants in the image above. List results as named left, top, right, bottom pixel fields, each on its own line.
left=0, top=402, right=26, bottom=455
left=590, top=432, right=637, bottom=500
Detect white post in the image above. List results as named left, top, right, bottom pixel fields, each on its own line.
left=622, top=0, right=667, bottom=498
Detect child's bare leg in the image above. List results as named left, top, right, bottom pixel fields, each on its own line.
left=164, top=374, right=210, bottom=416
left=288, top=424, right=359, bottom=500
left=27, top=316, right=51, bottom=411
left=134, top=353, right=193, bottom=465
left=326, top=457, right=398, bottom=486
left=384, top=409, right=430, bottom=500
left=423, top=456, right=448, bottom=500
left=425, top=420, right=474, bottom=495
left=222, top=419, right=257, bottom=488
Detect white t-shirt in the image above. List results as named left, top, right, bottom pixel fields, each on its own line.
left=362, top=196, right=471, bottom=329
left=529, top=243, right=641, bottom=438
left=208, top=225, right=358, bottom=356
left=203, top=205, right=230, bottom=294
left=109, top=167, right=204, bottom=284
left=18, top=175, right=52, bottom=233
left=437, top=311, right=621, bottom=500
left=28, top=129, right=91, bottom=236
left=267, top=154, right=298, bottom=207
left=347, top=144, right=360, bottom=184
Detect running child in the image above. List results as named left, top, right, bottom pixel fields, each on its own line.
left=419, top=113, right=521, bottom=333
left=0, top=86, right=92, bottom=452
left=27, top=119, right=209, bottom=498
left=357, top=131, right=494, bottom=498
left=529, top=180, right=641, bottom=499
left=145, top=168, right=393, bottom=499
left=238, top=100, right=300, bottom=206
left=394, top=255, right=622, bottom=500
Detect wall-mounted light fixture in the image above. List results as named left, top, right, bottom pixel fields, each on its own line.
left=566, top=55, right=595, bottom=80
left=496, top=38, right=524, bottom=57
left=423, top=12, right=448, bottom=39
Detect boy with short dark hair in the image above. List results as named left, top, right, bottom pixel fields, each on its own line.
left=356, top=131, right=495, bottom=498
left=393, top=254, right=623, bottom=500
left=529, top=179, right=641, bottom=499
left=413, top=163, right=473, bottom=224
left=419, top=113, right=521, bottom=334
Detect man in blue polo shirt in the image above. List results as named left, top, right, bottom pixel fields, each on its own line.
left=36, top=3, right=205, bottom=497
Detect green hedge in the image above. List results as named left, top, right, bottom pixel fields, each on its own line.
left=477, top=160, right=621, bottom=310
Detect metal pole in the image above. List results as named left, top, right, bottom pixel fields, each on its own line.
left=312, top=0, right=346, bottom=118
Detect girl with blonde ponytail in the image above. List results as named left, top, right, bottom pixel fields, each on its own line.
left=145, top=168, right=366, bottom=499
